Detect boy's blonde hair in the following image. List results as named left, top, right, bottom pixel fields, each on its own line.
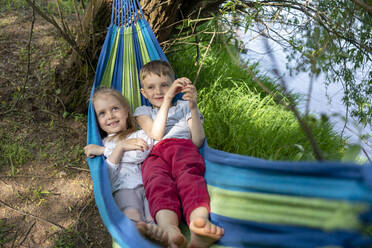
left=139, top=60, right=175, bottom=86
left=93, top=87, right=137, bottom=140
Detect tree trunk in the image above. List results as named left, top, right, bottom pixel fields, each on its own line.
left=58, top=0, right=223, bottom=113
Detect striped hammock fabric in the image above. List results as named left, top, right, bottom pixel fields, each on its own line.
left=86, top=1, right=372, bottom=247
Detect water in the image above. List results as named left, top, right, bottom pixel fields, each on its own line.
left=240, top=33, right=372, bottom=161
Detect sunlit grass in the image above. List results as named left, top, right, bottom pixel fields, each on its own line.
left=168, top=26, right=345, bottom=161
left=198, top=79, right=345, bottom=160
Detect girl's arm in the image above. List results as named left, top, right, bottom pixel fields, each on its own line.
left=107, top=138, right=149, bottom=164
left=84, top=144, right=105, bottom=158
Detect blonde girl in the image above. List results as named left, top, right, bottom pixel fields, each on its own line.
left=84, top=88, right=168, bottom=245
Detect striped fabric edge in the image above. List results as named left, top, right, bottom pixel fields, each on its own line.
left=207, top=185, right=369, bottom=231
left=100, top=26, right=120, bottom=88
left=204, top=159, right=372, bottom=203
left=209, top=212, right=372, bottom=248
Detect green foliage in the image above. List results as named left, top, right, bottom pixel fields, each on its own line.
left=0, top=220, right=15, bottom=246
left=221, top=0, right=372, bottom=126
left=3, top=0, right=87, bottom=16
left=168, top=21, right=345, bottom=160
left=198, top=79, right=344, bottom=160
left=0, top=129, right=33, bottom=173
left=168, top=21, right=278, bottom=96
left=0, top=0, right=27, bottom=11
left=53, top=227, right=81, bottom=248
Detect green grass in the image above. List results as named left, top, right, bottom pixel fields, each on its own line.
left=0, top=0, right=86, bottom=16
left=0, top=129, right=34, bottom=173
left=0, top=219, right=15, bottom=246
left=53, top=227, right=81, bottom=248
left=168, top=22, right=345, bottom=160
left=169, top=31, right=278, bottom=96
left=198, top=79, right=345, bottom=160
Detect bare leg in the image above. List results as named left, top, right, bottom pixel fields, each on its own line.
left=123, top=208, right=142, bottom=222
left=124, top=208, right=168, bottom=246
left=155, top=209, right=188, bottom=248
left=188, top=207, right=224, bottom=248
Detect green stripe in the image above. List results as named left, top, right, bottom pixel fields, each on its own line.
left=123, top=27, right=142, bottom=112
left=101, top=27, right=120, bottom=87
left=208, top=185, right=368, bottom=231
left=135, top=23, right=150, bottom=64
left=123, top=27, right=133, bottom=111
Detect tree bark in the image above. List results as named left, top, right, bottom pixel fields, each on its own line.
left=57, top=0, right=223, bottom=113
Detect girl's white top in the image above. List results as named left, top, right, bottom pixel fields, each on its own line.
left=103, top=130, right=153, bottom=193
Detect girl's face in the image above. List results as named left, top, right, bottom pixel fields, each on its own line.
left=94, top=94, right=128, bottom=135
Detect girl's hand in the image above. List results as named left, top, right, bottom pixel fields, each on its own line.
left=118, top=138, right=149, bottom=152
left=84, top=144, right=104, bottom=158
left=182, top=82, right=198, bottom=110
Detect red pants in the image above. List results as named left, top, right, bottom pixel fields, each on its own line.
left=141, top=138, right=210, bottom=225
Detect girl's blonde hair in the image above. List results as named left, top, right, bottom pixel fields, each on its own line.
left=93, top=87, right=137, bottom=141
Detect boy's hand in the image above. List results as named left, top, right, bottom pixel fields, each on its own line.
left=84, top=144, right=104, bottom=158
left=165, top=77, right=190, bottom=101
left=182, top=82, right=198, bottom=110
left=118, top=138, right=149, bottom=152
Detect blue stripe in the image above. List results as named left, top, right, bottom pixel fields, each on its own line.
left=142, top=19, right=168, bottom=61
left=210, top=213, right=372, bottom=248
left=201, top=141, right=372, bottom=182
left=107, top=24, right=118, bottom=55
left=91, top=24, right=115, bottom=93
left=205, top=160, right=372, bottom=202
left=139, top=19, right=160, bottom=60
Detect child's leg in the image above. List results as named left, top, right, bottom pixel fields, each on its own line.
left=167, top=140, right=224, bottom=247
left=123, top=207, right=142, bottom=222
left=122, top=208, right=168, bottom=246
left=114, top=189, right=168, bottom=246
left=155, top=209, right=187, bottom=248
left=188, top=206, right=224, bottom=248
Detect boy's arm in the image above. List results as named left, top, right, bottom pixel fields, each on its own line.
left=137, top=79, right=186, bottom=140
left=183, top=81, right=205, bottom=147
left=187, top=109, right=205, bottom=147
left=136, top=99, right=171, bottom=140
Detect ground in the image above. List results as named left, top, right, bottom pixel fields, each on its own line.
left=0, top=5, right=112, bottom=248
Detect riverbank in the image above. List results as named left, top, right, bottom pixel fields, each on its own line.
left=241, top=33, right=371, bottom=162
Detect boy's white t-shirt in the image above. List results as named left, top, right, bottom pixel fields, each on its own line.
left=103, top=130, right=153, bottom=193
left=133, top=100, right=203, bottom=144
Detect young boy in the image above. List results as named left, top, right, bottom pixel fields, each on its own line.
left=134, top=60, right=224, bottom=248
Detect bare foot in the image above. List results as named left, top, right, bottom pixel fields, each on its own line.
left=188, top=218, right=224, bottom=248
left=136, top=222, right=169, bottom=247
left=163, top=225, right=188, bottom=248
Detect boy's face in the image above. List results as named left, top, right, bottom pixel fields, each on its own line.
left=140, top=73, right=173, bottom=108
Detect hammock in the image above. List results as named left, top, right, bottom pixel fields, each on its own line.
left=86, top=1, right=372, bottom=247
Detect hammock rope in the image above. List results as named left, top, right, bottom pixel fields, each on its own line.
left=86, top=1, right=372, bottom=247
